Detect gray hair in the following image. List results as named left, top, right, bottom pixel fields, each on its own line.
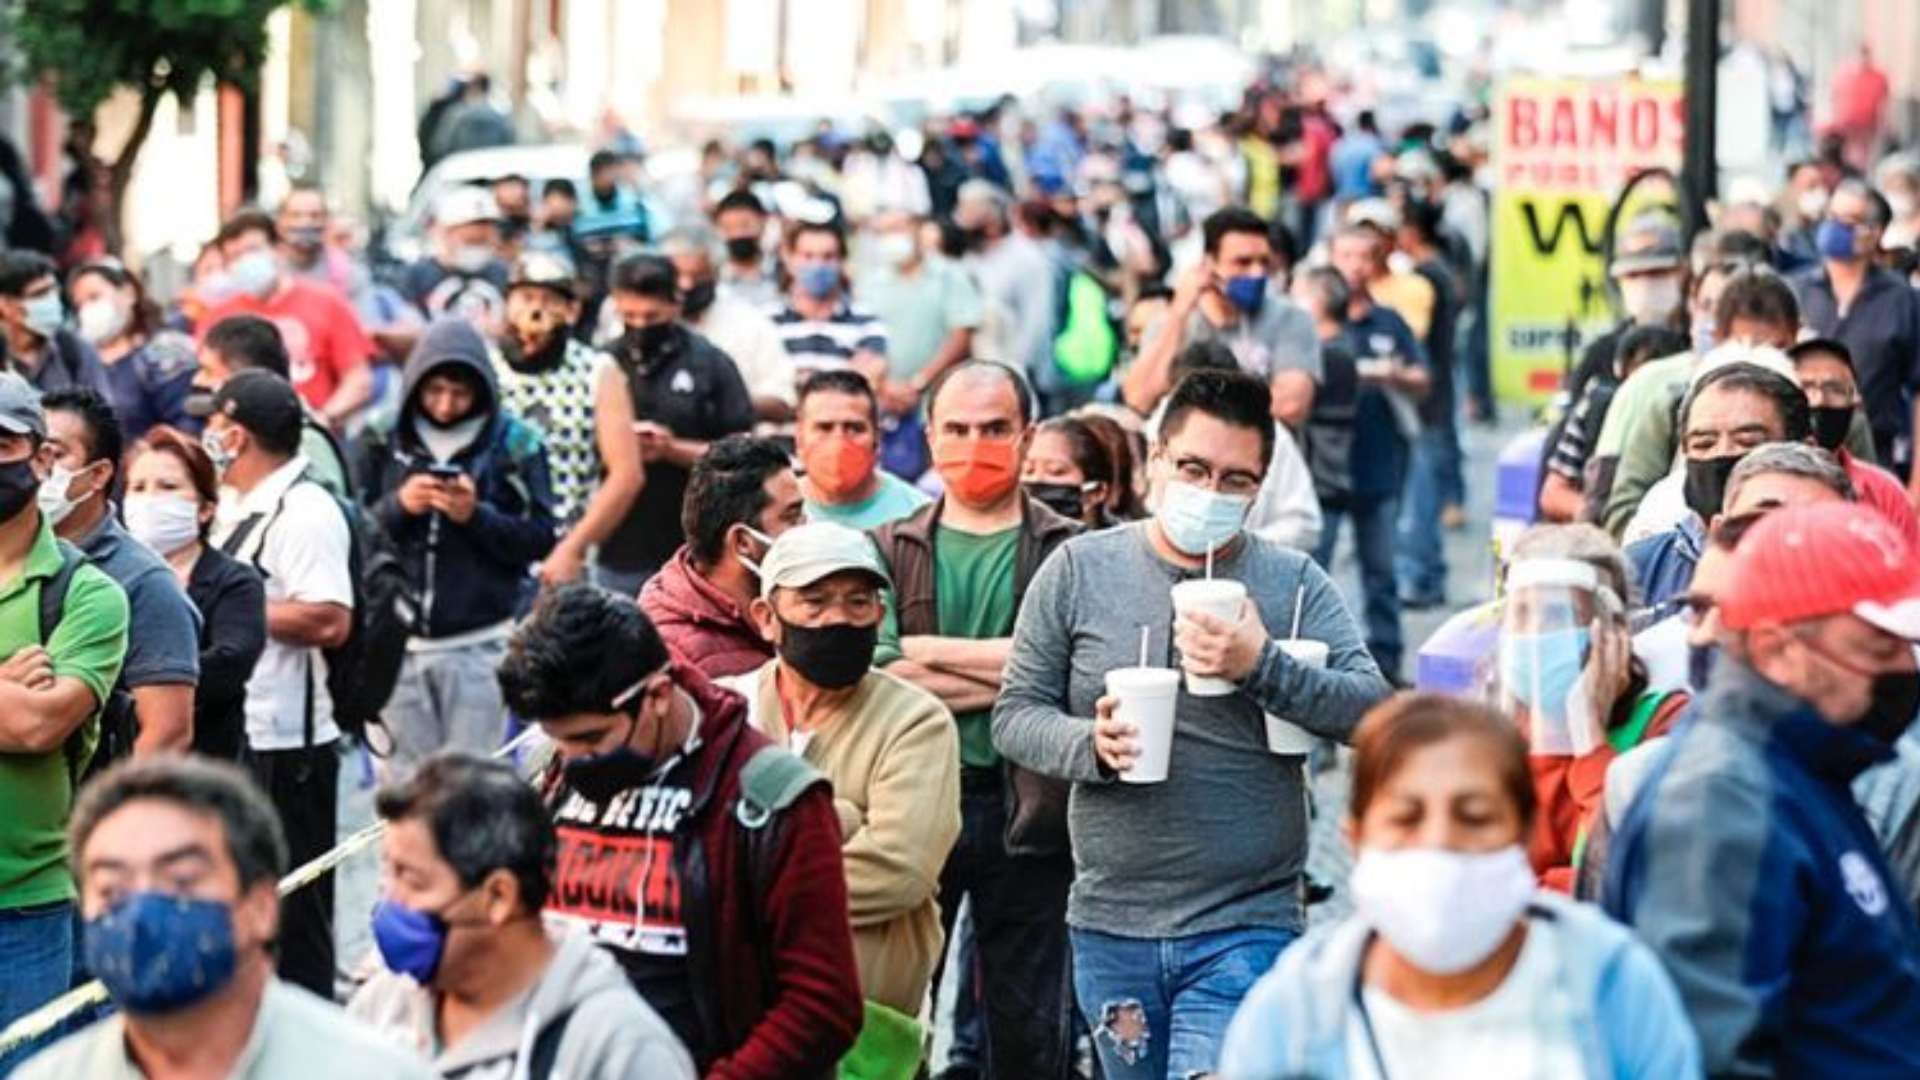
left=658, top=224, right=722, bottom=266
left=1507, top=523, right=1634, bottom=611
left=71, top=756, right=288, bottom=890
left=1725, top=442, right=1856, bottom=506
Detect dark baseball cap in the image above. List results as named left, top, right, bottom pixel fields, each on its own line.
left=1611, top=212, right=1686, bottom=277
left=0, top=372, right=45, bottom=439
left=198, top=369, right=304, bottom=446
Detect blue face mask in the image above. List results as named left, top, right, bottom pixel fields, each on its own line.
left=1156, top=479, right=1252, bottom=557
left=1499, top=627, right=1591, bottom=713
left=1816, top=218, right=1863, bottom=262
left=1688, top=643, right=1718, bottom=693
left=796, top=263, right=841, bottom=300
left=20, top=292, right=64, bottom=339
left=371, top=898, right=452, bottom=984
left=84, top=892, right=238, bottom=1014
left=1223, top=274, right=1268, bottom=316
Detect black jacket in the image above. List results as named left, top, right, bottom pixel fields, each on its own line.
left=186, top=547, right=266, bottom=760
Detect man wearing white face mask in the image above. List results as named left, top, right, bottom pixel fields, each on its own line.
left=0, top=250, right=112, bottom=397
left=398, top=186, right=512, bottom=332
left=42, top=387, right=200, bottom=761
left=860, top=207, right=984, bottom=429
left=996, top=369, right=1390, bottom=1080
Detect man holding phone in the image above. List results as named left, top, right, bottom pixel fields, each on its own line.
left=1121, top=206, right=1322, bottom=429
left=352, top=317, right=558, bottom=772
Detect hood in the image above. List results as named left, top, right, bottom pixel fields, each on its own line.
left=430, top=934, right=637, bottom=1073
left=400, top=318, right=500, bottom=433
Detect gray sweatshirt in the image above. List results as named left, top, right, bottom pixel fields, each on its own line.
left=992, top=524, right=1390, bottom=938
left=348, top=931, right=695, bottom=1080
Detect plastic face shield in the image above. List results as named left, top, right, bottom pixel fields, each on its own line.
left=1496, top=558, right=1622, bottom=756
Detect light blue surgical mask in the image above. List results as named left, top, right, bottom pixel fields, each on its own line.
left=21, top=292, right=64, bottom=339
left=1499, top=626, right=1591, bottom=715
left=1156, top=479, right=1251, bottom=557
left=796, top=263, right=841, bottom=300
left=228, top=250, right=279, bottom=298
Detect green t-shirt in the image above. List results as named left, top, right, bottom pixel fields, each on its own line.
left=0, top=521, right=129, bottom=909
left=877, top=524, right=1018, bottom=769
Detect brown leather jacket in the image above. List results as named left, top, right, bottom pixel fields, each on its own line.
left=871, top=494, right=1082, bottom=857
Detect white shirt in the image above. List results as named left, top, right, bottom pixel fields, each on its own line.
left=214, top=455, right=354, bottom=751
left=692, top=295, right=798, bottom=408
left=1345, top=922, right=1589, bottom=1080
left=1622, top=469, right=1689, bottom=547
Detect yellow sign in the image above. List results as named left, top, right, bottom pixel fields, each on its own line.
left=1491, top=78, right=1685, bottom=403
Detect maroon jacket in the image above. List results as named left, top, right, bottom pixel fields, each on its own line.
left=544, top=667, right=862, bottom=1080
left=640, top=545, right=774, bottom=679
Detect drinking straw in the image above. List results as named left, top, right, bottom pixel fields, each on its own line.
left=1140, top=624, right=1151, bottom=668
left=1288, top=581, right=1307, bottom=641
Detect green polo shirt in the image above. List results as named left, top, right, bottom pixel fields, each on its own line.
left=0, top=520, right=129, bottom=910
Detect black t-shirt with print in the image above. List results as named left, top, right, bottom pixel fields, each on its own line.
left=599, top=325, right=755, bottom=575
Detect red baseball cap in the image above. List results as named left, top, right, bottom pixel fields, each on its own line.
left=1720, top=501, right=1920, bottom=638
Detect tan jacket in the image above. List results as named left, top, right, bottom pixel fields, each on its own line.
left=731, top=661, right=962, bottom=1013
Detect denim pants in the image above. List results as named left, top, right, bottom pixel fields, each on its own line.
left=0, top=900, right=74, bottom=1076
left=1396, top=422, right=1460, bottom=602
left=1315, top=494, right=1404, bottom=677
left=382, top=637, right=510, bottom=773
left=1071, top=925, right=1296, bottom=1080
left=934, top=770, right=1075, bottom=1079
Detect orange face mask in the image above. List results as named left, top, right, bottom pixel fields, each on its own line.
left=934, top=437, right=1020, bottom=506
left=804, top=436, right=876, bottom=500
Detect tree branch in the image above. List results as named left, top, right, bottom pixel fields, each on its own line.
left=103, top=86, right=163, bottom=256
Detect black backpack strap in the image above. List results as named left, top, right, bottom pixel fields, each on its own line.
left=36, top=540, right=86, bottom=643
left=526, top=1006, right=576, bottom=1080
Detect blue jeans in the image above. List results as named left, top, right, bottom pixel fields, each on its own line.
left=0, top=900, right=74, bottom=1075
left=1397, top=421, right=1460, bottom=602
left=1071, top=925, right=1296, bottom=1080
left=1315, top=494, right=1404, bottom=678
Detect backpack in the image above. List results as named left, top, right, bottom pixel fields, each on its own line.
left=223, top=471, right=416, bottom=745
left=1051, top=266, right=1119, bottom=386
left=38, top=541, right=138, bottom=785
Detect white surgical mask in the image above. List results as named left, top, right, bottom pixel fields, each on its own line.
left=1797, top=187, right=1830, bottom=221
left=228, top=250, right=278, bottom=298
left=76, top=298, right=128, bottom=346
left=1619, top=275, right=1682, bottom=325
left=37, top=463, right=94, bottom=528
left=1155, top=478, right=1252, bottom=557
left=124, top=493, right=202, bottom=556
left=1350, top=844, right=1535, bottom=975
left=875, top=232, right=917, bottom=267
left=450, top=244, right=495, bottom=275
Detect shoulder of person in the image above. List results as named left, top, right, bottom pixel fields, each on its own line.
left=136, top=330, right=199, bottom=382
left=271, top=982, right=437, bottom=1078
left=65, top=560, right=132, bottom=625
left=9, top=1019, right=126, bottom=1080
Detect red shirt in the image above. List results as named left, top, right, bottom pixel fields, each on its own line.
left=1842, top=450, right=1920, bottom=546
left=201, top=278, right=373, bottom=409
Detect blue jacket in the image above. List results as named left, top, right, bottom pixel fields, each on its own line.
left=1218, top=891, right=1700, bottom=1080
left=1625, top=515, right=1703, bottom=615
left=1604, top=659, right=1920, bottom=1079
left=353, top=320, right=557, bottom=639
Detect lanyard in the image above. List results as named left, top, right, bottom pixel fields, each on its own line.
left=1351, top=965, right=1395, bottom=1080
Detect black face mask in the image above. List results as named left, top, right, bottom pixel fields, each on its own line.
left=499, top=329, right=568, bottom=375
left=778, top=618, right=876, bottom=691
left=561, top=713, right=659, bottom=805
left=1689, top=643, right=1718, bottom=694
left=1860, top=670, right=1920, bottom=746
left=1683, top=454, right=1743, bottom=520
left=0, top=459, right=39, bottom=524
left=1024, top=481, right=1087, bottom=521
left=724, top=236, right=762, bottom=263
left=621, top=323, right=676, bottom=366
left=681, top=280, right=717, bottom=320
left=1810, top=404, right=1853, bottom=452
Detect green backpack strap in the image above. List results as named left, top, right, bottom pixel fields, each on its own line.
left=736, top=745, right=827, bottom=830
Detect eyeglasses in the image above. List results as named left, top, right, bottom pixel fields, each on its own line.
left=1169, top=455, right=1263, bottom=498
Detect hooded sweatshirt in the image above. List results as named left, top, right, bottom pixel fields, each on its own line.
left=354, top=318, right=558, bottom=639
left=1217, top=891, right=1701, bottom=1080
left=348, top=931, right=696, bottom=1080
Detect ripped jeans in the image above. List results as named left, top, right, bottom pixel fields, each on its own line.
left=1070, top=925, right=1296, bottom=1080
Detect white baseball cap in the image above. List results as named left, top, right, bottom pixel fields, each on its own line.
left=759, top=522, right=892, bottom=599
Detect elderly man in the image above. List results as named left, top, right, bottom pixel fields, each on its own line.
left=728, top=523, right=960, bottom=1058
left=1606, top=501, right=1920, bottom=1079
left=20, top=757, right=433, bottom=1080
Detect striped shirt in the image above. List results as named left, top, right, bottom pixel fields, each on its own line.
left=769, top=302, right=889, bottom=380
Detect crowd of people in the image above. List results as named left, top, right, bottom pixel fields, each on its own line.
left=0, top=59, right=1915, bottom=1080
